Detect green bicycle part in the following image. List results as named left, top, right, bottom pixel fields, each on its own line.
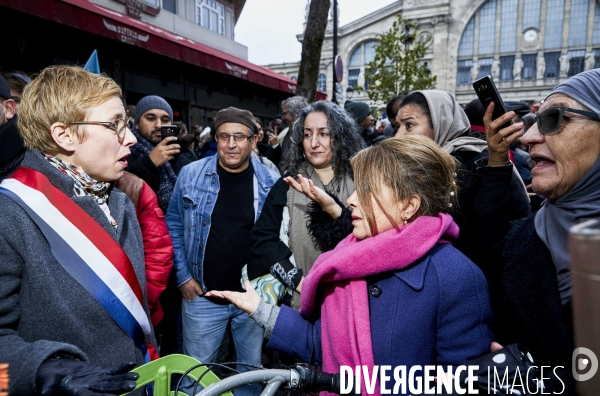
left=121, top=354, right=233, bottom=396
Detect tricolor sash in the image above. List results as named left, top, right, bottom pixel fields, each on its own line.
left=0, top=167, right=157, bottom=361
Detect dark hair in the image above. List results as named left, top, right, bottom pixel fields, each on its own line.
left=178, top=134, right=196, bottom=147
left=385, top=95, right=405, bottom=120
left=463, top=98, right=485, bottom=127
left=175, top=121, right=188, bottom=135
left=2, top=71, right=30, bottom=97
left=282, top=101, right=366, bottom=178
left=399, top=92, right=433, bottom=129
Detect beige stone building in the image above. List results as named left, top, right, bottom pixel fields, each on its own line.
left=265, top=0, right=600, bottom=107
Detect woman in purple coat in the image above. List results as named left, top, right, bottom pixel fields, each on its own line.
left=208, top=136, right=494, bottom=395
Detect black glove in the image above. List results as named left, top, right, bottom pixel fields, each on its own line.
left=36, top=358, right=139, bottom=396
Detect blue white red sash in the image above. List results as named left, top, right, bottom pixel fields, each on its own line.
left=0, top=168, right=157, bottom=361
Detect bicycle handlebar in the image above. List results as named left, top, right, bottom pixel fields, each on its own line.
left=294, top=364, right=341, bottom=394
left=194, top=364, right=340, bottom=396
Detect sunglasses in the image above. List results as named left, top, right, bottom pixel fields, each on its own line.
left=524, top=106, right=600, bottom=136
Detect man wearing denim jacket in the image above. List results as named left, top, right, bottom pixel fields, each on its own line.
left=166, top=107, right=279, bottom=396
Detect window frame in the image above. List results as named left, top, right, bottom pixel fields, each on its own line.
left=196, top=0, right=226, bottom=36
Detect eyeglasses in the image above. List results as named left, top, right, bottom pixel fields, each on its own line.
left=70, top=119, right=129, bottom=142
left=215, top=132, right=254, bottom=143
left=532, top=106, right=600, bottom=135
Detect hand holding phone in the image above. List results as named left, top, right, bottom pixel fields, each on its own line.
left=472, top=75, right=512, bottom=130
left=475, top=76, right=523, bottom=167
left=148, top=125, right=180, bottom=167
left=160, top=125, right=178, bottom=143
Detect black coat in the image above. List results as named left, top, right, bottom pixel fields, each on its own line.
left=0, top=115, right=25, bottom=180
left=472, top=164, right=575, bottom=394
left=451, top=150, right=531, bottom=264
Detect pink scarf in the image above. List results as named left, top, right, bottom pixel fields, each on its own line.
left=299, top=213, right=458, bottom=395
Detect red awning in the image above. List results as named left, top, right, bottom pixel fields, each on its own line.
left=2, top=0, right=302, bottom=95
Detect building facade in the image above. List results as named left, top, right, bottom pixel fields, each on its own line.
left=1, top=0, right=297, bottom=127
left=265, top=0, right=600, bottom=107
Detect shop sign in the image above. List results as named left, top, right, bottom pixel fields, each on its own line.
left=103, top=19, right=150, bottom=45
left=113, top=0, right=160, bottom=20
left=225, top=62, right=249, bottom=78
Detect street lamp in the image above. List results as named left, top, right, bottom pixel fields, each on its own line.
left=346, top=86, right=354, bottom=99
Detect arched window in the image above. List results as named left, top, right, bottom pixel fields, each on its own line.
left=348, top=46, right=362, bottom=88
left=317, top=73, right=326, bottom=92
left=347, top=40, right=379, bottom=88
left=456, top=0, right=600, bottom=86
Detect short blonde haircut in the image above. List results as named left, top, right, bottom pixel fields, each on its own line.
left=351, top=135, right=458, bottom=235
left=18, top=65, right=122, bottom=153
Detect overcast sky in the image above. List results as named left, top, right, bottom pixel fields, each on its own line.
left=235, top=0, right=397, bottom=66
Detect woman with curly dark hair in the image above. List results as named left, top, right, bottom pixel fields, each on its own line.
left=247, top=101, right=365, bottom=308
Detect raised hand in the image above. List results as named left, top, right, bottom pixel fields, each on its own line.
left=483, top=103, right=523, bottom=167
left=284, top=174, right=342, bottom=218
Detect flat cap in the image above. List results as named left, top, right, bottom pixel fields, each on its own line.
left=214, top=107, right=258, bottom=135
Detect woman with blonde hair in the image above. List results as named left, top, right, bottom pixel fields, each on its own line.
left=208, top=136, right=493, bottom=394
left=0, top=66, right=149, bottom=395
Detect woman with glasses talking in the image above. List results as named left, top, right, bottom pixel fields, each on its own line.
left=476, top=68, right=600, bottom=394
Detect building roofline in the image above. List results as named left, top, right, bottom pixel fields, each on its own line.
left=338, top=1, right=403, bottom=35
left=297, top=1, right=404, bottom=41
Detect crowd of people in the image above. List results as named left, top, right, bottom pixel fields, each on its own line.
left=0, top=63, right=598, bottom=396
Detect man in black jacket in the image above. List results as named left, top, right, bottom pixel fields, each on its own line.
left=126, top=95, right=190, bottom=212
left=0, top=75, right=24, bottom=180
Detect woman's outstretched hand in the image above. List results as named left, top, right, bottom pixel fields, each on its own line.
left=284, top=174, right=342, bottom=218
left=205, top=280, right=262, bottom=315
left=483, top=102, right=523, bottom=167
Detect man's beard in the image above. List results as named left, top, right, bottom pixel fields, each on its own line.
left=143, top=128, right=161, bottom=145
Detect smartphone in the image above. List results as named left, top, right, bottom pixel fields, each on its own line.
left=160, top=125, right=178, bottom=143
left=472, top=75, right=512, bottom=130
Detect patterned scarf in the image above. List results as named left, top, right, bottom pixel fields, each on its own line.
left=130, top=127, right=178, bottom=212
left=44, top=154, right=118, bottom=230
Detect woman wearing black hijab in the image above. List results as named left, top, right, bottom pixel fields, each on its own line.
left=476, top=69, right=600, bottom=394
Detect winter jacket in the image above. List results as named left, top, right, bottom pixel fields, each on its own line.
left=450, top=149, right=531, bottom=264
left=0, top=115, right=25, bottom=180
left=471, top=163, right=575, bottom=394
left=0, top=151, right=151, bottom=395
left=116, top=171, right=173, bottom=326
left=180, top=147, right=198, bottom=163
left=267, top=244, right=494, bottom=394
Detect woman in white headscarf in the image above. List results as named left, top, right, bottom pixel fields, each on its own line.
left=476, top=69, right=600, bottom=395
left=394, top=90, right=531, bottom=261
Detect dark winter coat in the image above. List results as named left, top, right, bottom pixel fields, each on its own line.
left=472, top=163, right=575, bottom=394
left=451, top=149, right=531, bottom=264
left=0, top=115, right=25, bottom=180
